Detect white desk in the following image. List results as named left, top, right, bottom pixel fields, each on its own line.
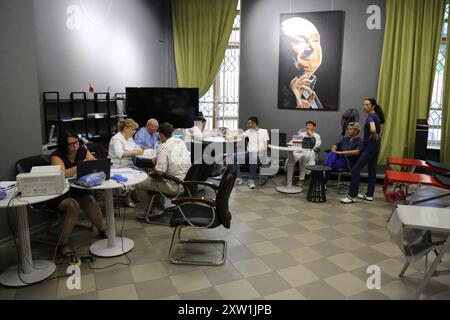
left=394, top=205, right=450, bottom=299
left=202, top=136, right=241, bottom=144
left=268, top=144, right=306, bottom=194
left=0, top=185, right=69, bottom=287
left=71, top=169, right=147, bottom=257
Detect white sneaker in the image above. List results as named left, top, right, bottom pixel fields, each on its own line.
left=358, top=193, right=374, bottom=201
left=236, top=178, right=243, bottom=185
left=248, top=181, right=256, bottom=189
left=340, top=196, right=357, bottom=204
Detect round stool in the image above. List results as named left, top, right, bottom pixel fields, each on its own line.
left=306, top=165, right=331, bottom=203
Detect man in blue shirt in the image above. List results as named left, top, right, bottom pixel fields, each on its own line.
left=323, top=122, right=363, bottom=187
left=134, top=118, right=160, bottom=149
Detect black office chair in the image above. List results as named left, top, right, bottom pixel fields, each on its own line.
left=16, top=155, right=50, bottom=173
left=143, top=163, right=216, bottom=225
left=168, top=165, right=237, bottom=266
left=85, top=142, right=108, bottom=159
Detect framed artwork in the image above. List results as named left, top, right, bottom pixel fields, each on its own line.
left=277, top=11, right=345, bottom=111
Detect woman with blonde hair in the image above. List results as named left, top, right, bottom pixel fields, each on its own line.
left=108, top=118, right=143, bottom=207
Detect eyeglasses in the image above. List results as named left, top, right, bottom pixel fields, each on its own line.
left=68, top=140, right=80, bottom=146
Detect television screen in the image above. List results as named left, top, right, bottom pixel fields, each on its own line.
left=125, top=87, right=199, bottom=129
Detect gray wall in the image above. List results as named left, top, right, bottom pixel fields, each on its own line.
left=0, top=0, right=174, bottom=241
left=33, top=0, right=176, bottom=139
left=240, top=0, right=385, bottom=150
left=0, top=0, right=43, bottom=240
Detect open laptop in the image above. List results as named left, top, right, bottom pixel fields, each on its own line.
left=77, top=158, right=112, bottom=180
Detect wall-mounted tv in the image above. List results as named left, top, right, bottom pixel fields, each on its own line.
left=125, top=87, right=199, bottom=129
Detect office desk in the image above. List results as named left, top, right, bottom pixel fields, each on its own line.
left=71, top=169, right=147, bottom=257
left=268, top=144, right=306, bottom=194
left=0, top=185, right=69, bottom=287
left=394, top=205, right=450, bottom=299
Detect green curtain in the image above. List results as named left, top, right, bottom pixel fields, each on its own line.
left=441, top=5, right=450, bottom=164
left=171, top=0, right=238, bottom=97
left=377, top=0, right=445, bottom=164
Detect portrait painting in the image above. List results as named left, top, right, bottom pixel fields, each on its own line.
left=278, top=11, right=344, bottom=111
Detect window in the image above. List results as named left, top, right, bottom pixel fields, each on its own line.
left=199, top=1, right=240, bottom=130
left=427, top=3, right=449, bottom=148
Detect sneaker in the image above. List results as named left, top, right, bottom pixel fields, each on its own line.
left=358, top=193, right=374, bottom=201
left=248, top=180, right=256, bottom=189
left=236, top=177, right=243, bottom=185
left=340, top=195, right=357, bottom=204
left=296, top=180, right=304, bottom=187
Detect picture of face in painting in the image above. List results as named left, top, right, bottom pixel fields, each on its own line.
left=281, top=17, right=324, bottom=109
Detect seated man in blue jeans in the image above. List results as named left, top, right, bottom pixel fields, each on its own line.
left=323, top=122, right=363, bottom=188
left=229, top=116, right=269, bottom=189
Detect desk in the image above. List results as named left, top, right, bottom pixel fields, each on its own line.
left=394, top=205, right=450, bottom=299
left=71, top=169, right=147, bottom=257
left=0, top=185, right=69, bottom=287
left=268, top=144, right=305, bottom=194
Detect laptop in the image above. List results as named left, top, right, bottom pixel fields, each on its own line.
left=77, top=158, right=112, bottom=180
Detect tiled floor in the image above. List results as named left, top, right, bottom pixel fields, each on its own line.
left=1, top=177, right=450, bottom=300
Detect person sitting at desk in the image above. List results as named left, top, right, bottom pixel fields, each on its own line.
left=134, top=118, right=160, bottom=150
left=49, top=131, right=106, bottom=259
left=185, top=116, right=217, bottom=142
left=322, top=122, right=363, bottom=188
left=136, top=122, right=191, bottom=217
left=290, top=120, right=322, bottom=187
left=229, top=116, right=269, bottom=189
left=108, top=118, right=144, bottom=207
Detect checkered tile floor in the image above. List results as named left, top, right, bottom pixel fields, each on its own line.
left=1, top=177, right=450, bottom=300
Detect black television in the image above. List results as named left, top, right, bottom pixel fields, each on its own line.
left=125, top=87, right=199, bottom=128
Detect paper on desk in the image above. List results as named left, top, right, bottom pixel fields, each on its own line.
left=143, top=149, right=156, bottom=157
left=0, top=181, right=16, bottom=190
left=111, top=168, right=133, bottom=174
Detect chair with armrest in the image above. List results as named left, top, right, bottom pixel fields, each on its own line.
left=143, top=163, right=216, bottom=225
left=168, top=165, right=237, bottom=265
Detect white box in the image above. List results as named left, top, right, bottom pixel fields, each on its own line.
left=17, top=170, right=65, bottom=197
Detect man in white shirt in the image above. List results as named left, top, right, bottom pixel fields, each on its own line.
left=185, top=116, right=215, bottom=142
left=290, top=120, right=322, bottom=187
left=231, top=116, right=269, bottom=189
left=136, top=123, right=191, bottom=217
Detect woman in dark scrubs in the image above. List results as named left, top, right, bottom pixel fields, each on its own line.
left=340, top=98, right=385, bottom=204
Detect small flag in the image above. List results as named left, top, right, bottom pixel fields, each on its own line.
left=89, top=82, right=95, bottom=94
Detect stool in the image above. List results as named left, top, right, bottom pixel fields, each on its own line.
left=306, top=165, right=331, bottom=203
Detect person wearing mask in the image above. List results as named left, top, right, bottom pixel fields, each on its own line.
left=49, top=131, right=106, bottom=259
left=134, top=118, right=160, bottom=150
left=322, top=122, right=363, bottom=188
left=108, top=118, right=143, bottom=207
left=136, top=123, right=191, bottom=217
left=290, top=120, right=322, bottom=188
left=340, top=98, right=385, bottom=204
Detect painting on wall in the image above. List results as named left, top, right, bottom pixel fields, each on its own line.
left=278, top=11, right=344, bottom=111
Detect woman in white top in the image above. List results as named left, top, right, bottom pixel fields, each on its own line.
left=108, top=118, right=143, bottom=207
left=109, top=118, right=144, bottom=167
